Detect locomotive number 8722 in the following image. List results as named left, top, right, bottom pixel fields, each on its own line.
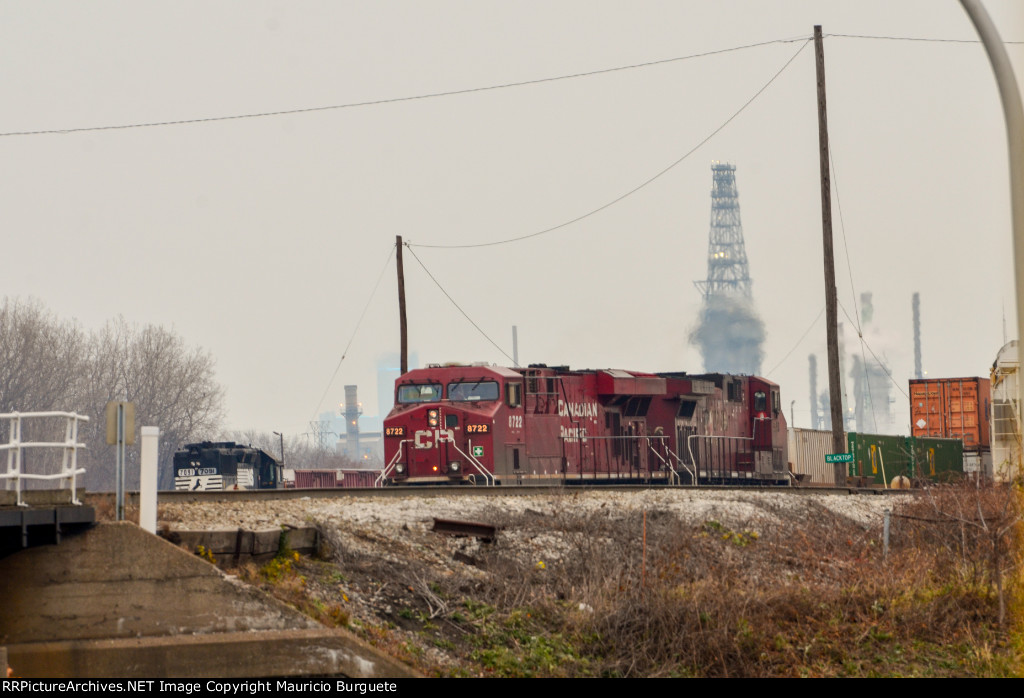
left=380, top=362, right=789, bottom=486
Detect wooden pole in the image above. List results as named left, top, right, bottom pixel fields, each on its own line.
left=396, top=235, right=408, bottom=375
left=814, top=26, right=846, bottom=485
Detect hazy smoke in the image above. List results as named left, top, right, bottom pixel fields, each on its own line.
left=690, top=295, right=766, bottom=375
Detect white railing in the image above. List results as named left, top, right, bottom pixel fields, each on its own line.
left=0, top=411, right=90, bottom=506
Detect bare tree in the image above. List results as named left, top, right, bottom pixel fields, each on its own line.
left=0, top=298, right=88, bottom=412
left=0, top=298, right=225, bottom=491
left=79, top=317, right=225, bottom=490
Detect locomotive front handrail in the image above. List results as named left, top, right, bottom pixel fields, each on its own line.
left=376, top=439, right=411, bottom=487
left=0, top=411, right=90, bottom=506
left=449, top=440, right=495, bottom=486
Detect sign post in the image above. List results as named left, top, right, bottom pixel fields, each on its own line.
left=106, top=401, right=135, bottom=521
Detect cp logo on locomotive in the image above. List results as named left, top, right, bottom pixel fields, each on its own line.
left=413, top=428, right=455, bottom=449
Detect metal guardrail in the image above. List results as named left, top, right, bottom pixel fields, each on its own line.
left=0, top=411, right=90, bottom=506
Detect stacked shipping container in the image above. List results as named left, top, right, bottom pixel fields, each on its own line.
left=909, top=378, right=991, bottom=476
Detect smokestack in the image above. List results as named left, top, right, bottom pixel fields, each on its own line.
left=861, top=292, right=873, bottom=326
left=912, top=292, right=922, bottom=379
left=344, top=385, right=362, bottom=462
left=809, top=354, right=820, bottom=429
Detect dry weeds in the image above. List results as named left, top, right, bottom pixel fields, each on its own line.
left=226, top=484, right=1022, bottom=677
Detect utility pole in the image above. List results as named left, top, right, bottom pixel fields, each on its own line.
left=814, top=25, right=845, bottom=485
left=396, top=235, right=408, bottom=375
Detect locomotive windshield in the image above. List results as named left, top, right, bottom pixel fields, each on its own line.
left=447, top=380, right=500, bottom=402
left=397, top=383, right=443, bottom=404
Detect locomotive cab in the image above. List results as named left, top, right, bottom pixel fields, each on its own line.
left=384, top=364, right=524, bottom=484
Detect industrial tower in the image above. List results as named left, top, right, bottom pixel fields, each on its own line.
left=691, top=163, right=765, bottom=375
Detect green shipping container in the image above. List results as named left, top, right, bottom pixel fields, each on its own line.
left=846, top=433, right=964, bottom=484
left=907, top=436, right=963, bottom=481
left=847, top=433, right=912, bottom=485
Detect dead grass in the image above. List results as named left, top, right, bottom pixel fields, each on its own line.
left=238, top=484, right=1023, bottom=677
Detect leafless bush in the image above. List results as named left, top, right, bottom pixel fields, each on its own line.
left=890, top=481, right=1022, bottom=625
left=456, top=494, right=1013, bottom=677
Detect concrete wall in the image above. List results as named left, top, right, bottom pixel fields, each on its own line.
left=0, top=522, right=418, bottom=678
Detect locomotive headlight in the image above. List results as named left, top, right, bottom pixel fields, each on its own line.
left=448, top=461, right=461, bottom=473
left=428, top=409, right=439, bottom=427
left=395, top=463, right=405, bottom=474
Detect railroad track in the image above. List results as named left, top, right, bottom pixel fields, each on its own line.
left=146, top=483, right=909, bottom=504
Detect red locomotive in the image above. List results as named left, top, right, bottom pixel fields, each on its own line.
left=381, top=362, right=789, bottom=486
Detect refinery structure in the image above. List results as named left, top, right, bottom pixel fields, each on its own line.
left=691, top=162, right=766, bottom=375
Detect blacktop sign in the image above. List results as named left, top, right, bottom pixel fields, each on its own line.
left=825, top=453, right=853, bottom=463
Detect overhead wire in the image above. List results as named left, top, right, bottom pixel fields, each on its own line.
left=0, top=37, right=809, bottom=139
left=311, top=242, right=396, bottom=421
left=411, top=37, right=813, bottom=250
left=838, top=300, right=910, bottom=400
left=404, top=244, right=517, bottom=365
left=0, top=33, right=1015, bottom=141
left=766, top=306, right=825, bottom=378
left=827, top=32, right=1024, bottom=44
left=828, top=145, right=878, bottom=431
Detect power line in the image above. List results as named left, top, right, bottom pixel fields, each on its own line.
left=404, top=244, right=516, bottom=364
left=0, top=37, right=808, bottom=139
left=311, top=242, right=396, bottom=421
left=828, top=32, right=1024, bottom=44
left=1, top=33, right=1015, bottom=140
left=766, top=306, right=825, bottom=378
left=837, top=300, right=910, bottom=400
left=412, top=38, right=812, bottom=250
left=829, top=144, right=879, bottom=431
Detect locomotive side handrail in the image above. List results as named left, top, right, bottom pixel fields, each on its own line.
left=644, top=437, right=681, bottom=484
left=562, top=434, right=677, bottom=482
left=663, top=444, right=698, bottom=486
left=376, top=439, right=411, bottom=487
left=0, top=411, right=90, bottom=506
left=662, top=445, right=696, bottom=485
left=687, top=429, right=790, bottom=484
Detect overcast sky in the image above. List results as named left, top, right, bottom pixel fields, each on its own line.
left=1, top=1, right=1021, bottom=441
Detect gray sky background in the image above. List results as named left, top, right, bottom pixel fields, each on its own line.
left=1, top=1, right=1021, bottom=441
